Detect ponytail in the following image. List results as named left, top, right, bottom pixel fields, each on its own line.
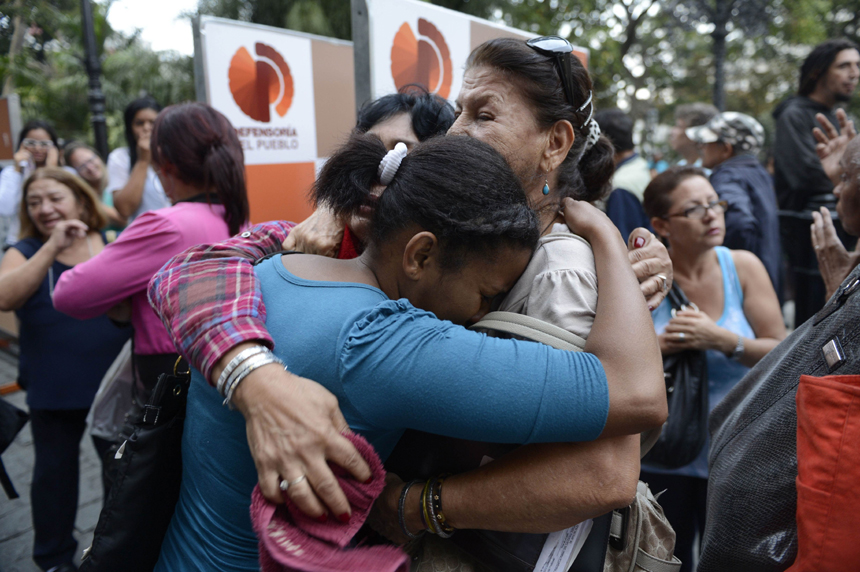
left=151, top=103, right=250, bottom=236
left=312, top=134, right=388, bottom=218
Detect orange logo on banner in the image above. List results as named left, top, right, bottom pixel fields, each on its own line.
left=390, top=19, right=452, bottom=99
left=229, top=43, right=294, bottom=123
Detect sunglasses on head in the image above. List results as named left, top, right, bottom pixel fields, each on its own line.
left=526, top=36, right=578, bottom=109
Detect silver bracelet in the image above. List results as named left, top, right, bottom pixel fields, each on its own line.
left=222, top=353, right=285, bottom=407
left=398, top=480, right=425, bottom=540
left=217, top=345, right=269, bottom=396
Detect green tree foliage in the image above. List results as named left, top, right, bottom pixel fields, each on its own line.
left=0, top=1, right=194, bottom=151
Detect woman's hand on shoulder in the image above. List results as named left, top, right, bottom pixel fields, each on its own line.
left=282, top=208, right=344, bottom=257
left=227, top=357, right=372, bottom=519
left=46, top=220, right=88, bottom=255
left=627, top=228, right=673, bottom=310
left=561, top=198, right=622, bottom=244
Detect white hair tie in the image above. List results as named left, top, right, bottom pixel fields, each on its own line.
left=378, top=142, right=408, bottom=186
left=585, top=119, right=601, bottom=152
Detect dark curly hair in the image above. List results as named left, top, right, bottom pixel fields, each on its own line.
left=313, top=133, right=539, bottom=270
left=355, top=86, right=455, bottom=142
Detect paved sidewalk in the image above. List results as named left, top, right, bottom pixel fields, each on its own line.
left=0, top=349, right=103, bottom=572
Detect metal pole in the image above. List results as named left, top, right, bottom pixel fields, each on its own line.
left=351, top=0, right=371, bottom=111
left=80, top=0, right=109, bottom=159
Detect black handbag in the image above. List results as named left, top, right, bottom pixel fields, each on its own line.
left=641, top=284, right=710, bottom=470
left=699, top=269, right=860, bottom=572
left=80, top=358, right=190, bottom=572
left=0, top=396, right=29, bottom=499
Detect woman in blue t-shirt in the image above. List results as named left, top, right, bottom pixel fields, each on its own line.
left=641, top=166, right=787, bottom=572
left=0, top=168, right=130, bottom=572
left=156, top=134, right=666, bottom=570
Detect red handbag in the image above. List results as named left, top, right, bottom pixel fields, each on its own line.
left=787, top=374, right=860, bottom=572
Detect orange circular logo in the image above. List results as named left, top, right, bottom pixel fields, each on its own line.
left=228, top=42, right=294, bottom=123
left=390, top=18, right=452, bottom=99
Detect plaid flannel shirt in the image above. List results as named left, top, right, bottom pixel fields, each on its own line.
left=147, top=220, right=295, bottom=384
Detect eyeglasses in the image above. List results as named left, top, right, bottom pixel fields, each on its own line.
left=75, top=156, right=100, bottom=174
left=665, top=200, right=728, bottom=220
left=21, top=138, right=54, bottom=149
left=526, top=36, right=577, bottom=109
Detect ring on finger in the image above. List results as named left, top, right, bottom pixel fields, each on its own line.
left=656, top=274, right=669, bottom=293
left=677, top=332, right=685, bottom=340
left=279, top=474, right=307, bottom=492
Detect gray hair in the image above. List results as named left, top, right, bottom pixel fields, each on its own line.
left=675, top=103, right=719, bottom=128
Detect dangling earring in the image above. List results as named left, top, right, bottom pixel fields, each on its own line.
left=542, top=180, right=550, bottom=195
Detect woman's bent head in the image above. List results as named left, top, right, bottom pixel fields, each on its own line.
left=644, top=166, right=726, bottom=252
left=151, top=102, right=250, bottom=235
left=314, top=134, right=539, bottom=323
left=20, top=167, right=105, bottom=240
left=450, top=37, right=614, bottom=204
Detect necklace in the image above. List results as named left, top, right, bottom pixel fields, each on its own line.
left=48, top=234, right=95, bottom=300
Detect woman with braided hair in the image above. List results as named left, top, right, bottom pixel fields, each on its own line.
left=150, top=37, right=671, bottom=526
left=53, top=102, right=249, bottom=410
left=153, top=132, right=664, bottom=570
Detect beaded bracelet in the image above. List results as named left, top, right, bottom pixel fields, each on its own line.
left=217, top=345, right=269, bottom=396
left=398, top=480, right=425, bottom=540
left=430, top=475, right=455, bottom=536
left=222, top=353, right=285, bottom=407
left=422, top=474, right=454, bottom=538
left=420, top=478, right=437, bottom=535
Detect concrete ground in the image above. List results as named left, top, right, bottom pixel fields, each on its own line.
left=0, top=346, right=103, bottom=572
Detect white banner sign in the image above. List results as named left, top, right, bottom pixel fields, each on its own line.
left=202, top=20, right=318, bottom=166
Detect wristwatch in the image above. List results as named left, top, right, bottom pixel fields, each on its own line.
left=730, top=336, right=744, bottom=360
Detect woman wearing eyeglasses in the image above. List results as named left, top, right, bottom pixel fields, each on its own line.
left=641, top=166, right=786, bottom=572
left=0, top=120, right=60, bottom=248
left=64, top=141, right=127, bottom=229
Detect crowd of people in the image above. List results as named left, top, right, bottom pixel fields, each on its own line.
left=0, top=32, right=858, bottom=572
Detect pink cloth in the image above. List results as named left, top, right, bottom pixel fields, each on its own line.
left=53, top=202, right=235, bottom=355
left=251, top=433, right=408, bottom=572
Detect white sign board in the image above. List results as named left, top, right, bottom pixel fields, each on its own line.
left=202, top=20, right=318, bottom=166
left=366, top=0, right=588, bottom=102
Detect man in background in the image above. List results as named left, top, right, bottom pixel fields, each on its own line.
left=688, top=112, right=782, bottom=298
left=670, top=103, right=718, bottom=171
left=773, top=39, right=859, bottom=324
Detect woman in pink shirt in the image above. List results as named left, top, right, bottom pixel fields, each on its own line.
left=53, top=102, right=249, bottom=409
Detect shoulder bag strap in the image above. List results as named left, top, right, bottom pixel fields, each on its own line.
left=469, top=311, right=586, bottom=351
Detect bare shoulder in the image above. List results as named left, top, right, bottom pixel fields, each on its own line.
left=729, top=248, right=770, bottom=288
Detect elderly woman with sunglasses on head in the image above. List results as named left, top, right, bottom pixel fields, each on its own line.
left=640, top=166, right=786, bottom=572
left=149, top=36, right=671, bottom=550
left=0, top=120, right=60, bottom=249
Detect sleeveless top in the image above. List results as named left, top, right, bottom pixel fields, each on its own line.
left=644, top=246, right=754, bottom=479
left=12, top=237, right=131, bottom=410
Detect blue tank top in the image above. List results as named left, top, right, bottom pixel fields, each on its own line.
left=644, top=246, right=754, bottom=478
left=13, top=237, right=131, bottom=410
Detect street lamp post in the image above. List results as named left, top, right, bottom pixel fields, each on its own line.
left=80, top=0, right=109, bottom=159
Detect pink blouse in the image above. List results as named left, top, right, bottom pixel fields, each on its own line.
left=54, top=202, right=236, bottom=355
